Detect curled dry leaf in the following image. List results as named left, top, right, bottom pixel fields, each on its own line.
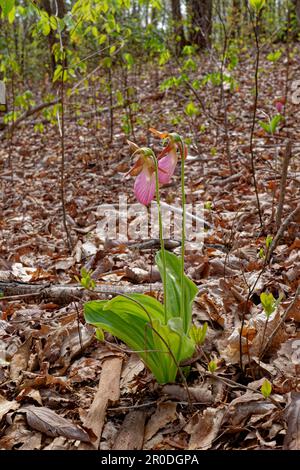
left=0, top=415, right=39, bottom=450
left=223, top=392, right=276, bottom=427
left=162, top=384, right=214, bottom=404
left=283, top=392, right=300, bottom=450
left=0, top=395, right=19, bottom=421
left=18, top=405, right=91, bottom=442
left=10, top=336, right=32, bottom=382
left=144, top=402, right=178, bottom=442
left=186, top=407, right=225, bottom=450
left=42, top=321, right=94, bottom=370
left=120, top=354, right=145, bottom=393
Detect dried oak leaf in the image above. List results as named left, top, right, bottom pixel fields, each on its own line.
left=18, top=405, right=91, bottom=442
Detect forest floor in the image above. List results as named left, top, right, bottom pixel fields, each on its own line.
left=0, top=45, right=300, bottom=450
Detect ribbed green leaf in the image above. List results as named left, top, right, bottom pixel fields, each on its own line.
left=84, top=295, right=195, bottom=384
left=155, top=250, right=198, bottom=333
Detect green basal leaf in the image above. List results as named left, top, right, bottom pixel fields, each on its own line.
left=259, top=120, right=271, bottom=133
left=155, top=250, right=198, bottom=333
left=151, top=317, right=195, bottom=382
left=270, top=114, right=282, bottom=134
left=84, top=298, right=163, bottom=380
left=104, top=294, right=165, bottom=322
left=84, top=295, right=195, bottom=384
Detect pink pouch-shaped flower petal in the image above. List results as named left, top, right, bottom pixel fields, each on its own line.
left=134, top=168, right=156, bottom=206
left=158, top=150, right=178, bottom=184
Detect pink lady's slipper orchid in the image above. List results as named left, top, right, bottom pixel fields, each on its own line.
left=149, top=128, right=187, bottom=185
left=274, top=98, right=285, bottom=114
left=126, top=142, right=156, bottom=206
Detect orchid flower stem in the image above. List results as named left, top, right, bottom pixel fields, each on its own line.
left=152, top=152, right=167, bottom=324
left=179, top=138, right=186, bottom=328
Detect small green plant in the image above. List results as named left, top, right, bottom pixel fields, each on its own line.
left=260, top=291, right=277, bottom=317
left=204, top=201, right=213, bottom=211
left=259, top=114, right=282, bottom=135
left=259, top=291, right=282, bottom=359
left=261, top=378, right=272, bottom=398
left=190, top=323, right=208, bottom=346
left=75, top=268, right=96, bottom=291
left=208, top=360, right=217, bottom=373
left=267, top=50, right=282, bottom=62
left=259, top=235, right=273, bottom=259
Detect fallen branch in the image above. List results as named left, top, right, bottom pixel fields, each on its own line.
left=0, top=98, right=61, bottom=137
left=0, top=280, right=162, bottom=305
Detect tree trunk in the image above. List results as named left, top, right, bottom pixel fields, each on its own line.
left=231, top=0, right=242, bottom=37
left=171, top=0, right=186, bottom=54
left=293, top=0, right=300, bottom=24
left=41, top=0, right=66, bottom=77
left=186, top=0, right=213, bottom=49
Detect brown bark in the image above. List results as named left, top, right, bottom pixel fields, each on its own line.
left=171, top=0, right=186, bottom=54
left=292, top=0, right=300, bottom=25
left=40, top=0, right=67, bottom=77
left=187, top=0, right=213, bottom=49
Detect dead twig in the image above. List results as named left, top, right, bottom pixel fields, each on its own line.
left=276, top=140, right=292, bottom=230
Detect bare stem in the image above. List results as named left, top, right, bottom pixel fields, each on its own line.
left=250, top=13, right=263, bottom=229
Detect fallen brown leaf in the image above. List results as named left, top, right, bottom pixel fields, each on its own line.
left=144, top=402, right=177, bottom=442
left=0, top=395, right=19, bottom=421
left=80, top=356, right=123, bottom=449
left=113, top=410, right=146, bottom=450
left=10, top=337, right=32, bottom=382
left=186, top=407, right=225, bottom=450
left=18, top=405, right=91, bottom=442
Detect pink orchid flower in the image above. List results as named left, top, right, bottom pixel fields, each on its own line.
left=149, top=128, right=187, bottom=185
left=274, top=98, right=285, bottom=114
left=126, top=143, right=156, bottom=206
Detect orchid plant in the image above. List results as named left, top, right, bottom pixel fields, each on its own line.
left=84, top=129, right=205, bottom=384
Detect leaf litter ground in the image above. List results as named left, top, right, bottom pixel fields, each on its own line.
left=0, top=47, right=299, bottom=450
